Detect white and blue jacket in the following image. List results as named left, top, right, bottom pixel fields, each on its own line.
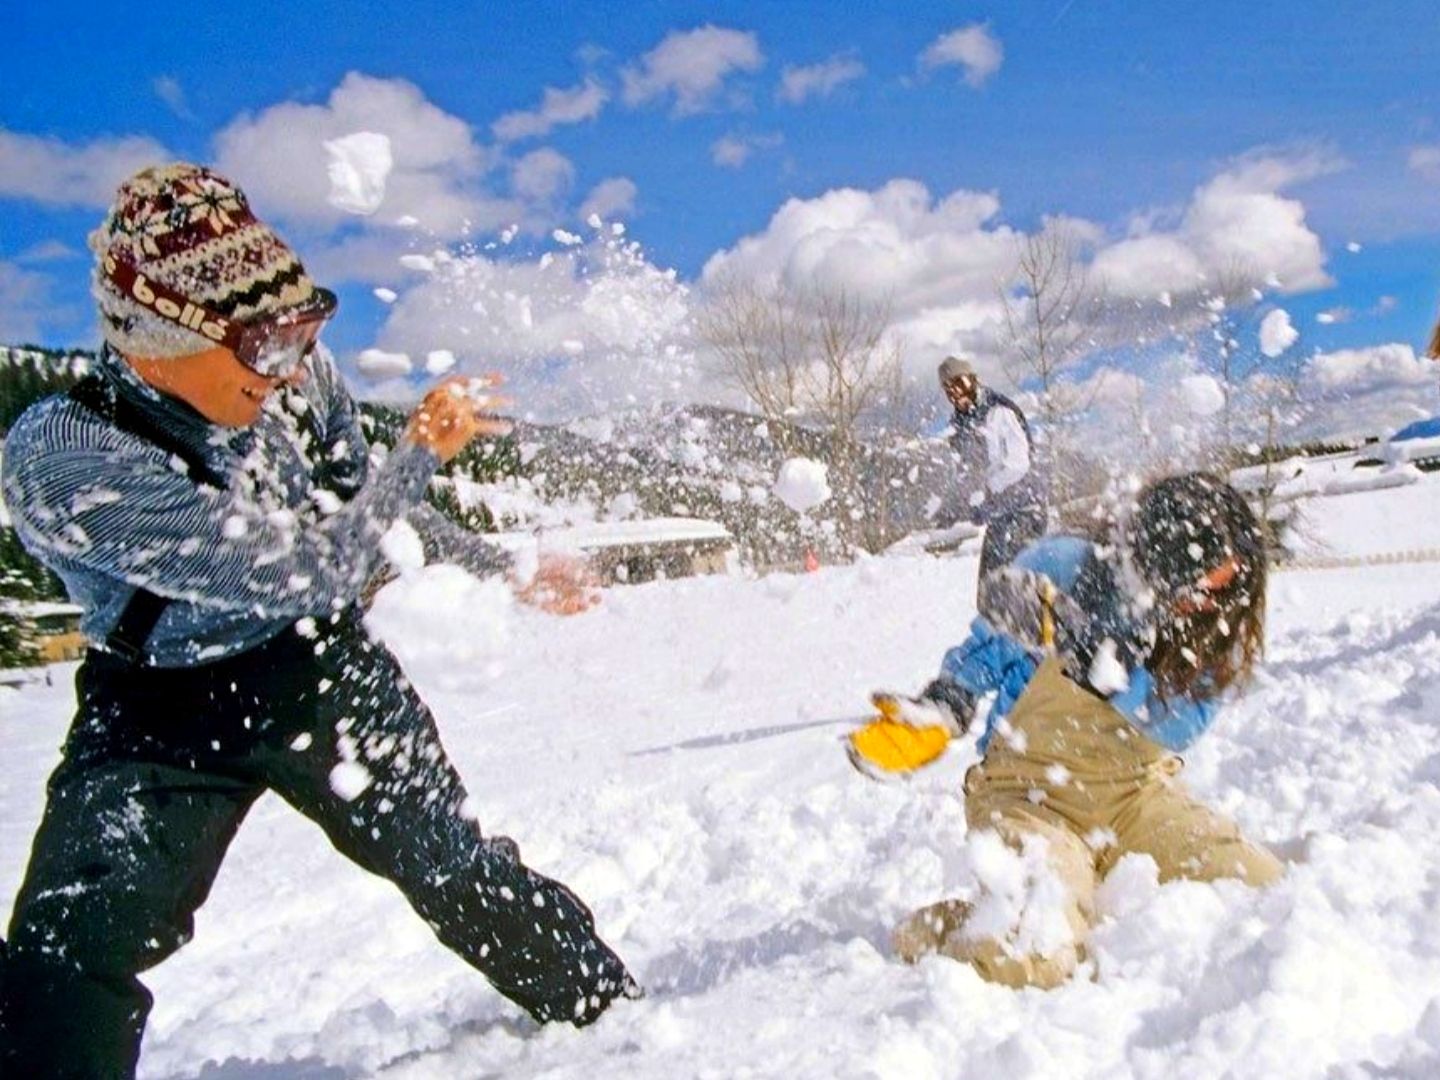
left=930, top=536, right=1220, bottom=753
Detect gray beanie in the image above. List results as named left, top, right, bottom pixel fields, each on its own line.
left=937, top=356, right=977, bottom=385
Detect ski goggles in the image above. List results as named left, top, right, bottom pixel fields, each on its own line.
left=102, top=253, right=337, bottom=378
left=1173, top=556, right=1242, bottom=615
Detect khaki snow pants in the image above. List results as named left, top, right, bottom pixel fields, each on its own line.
left=894, top=657, right=1282, bottom=989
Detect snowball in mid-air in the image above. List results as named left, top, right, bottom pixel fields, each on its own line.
left=774, top=458, right=832, bottom=513
left=425, top=349, right=457, bottom=375
left=324, top=131, right=393, bottom=215
left=1179, top=374, right=1225, bottom=418
left=1260, top=308, right=1299, bottom=358
left=356, top=349, right=413, bottom=379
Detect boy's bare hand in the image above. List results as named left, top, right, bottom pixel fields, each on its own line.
left=404, top=375, right=513, bottom=463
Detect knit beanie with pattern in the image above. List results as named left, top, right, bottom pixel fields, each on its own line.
left=88, top=163, right=316, bottom=358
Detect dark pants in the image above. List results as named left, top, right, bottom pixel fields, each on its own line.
left=1, top=617, right=633, bottom=1079
left=978, top=497, right=1049, bottom=580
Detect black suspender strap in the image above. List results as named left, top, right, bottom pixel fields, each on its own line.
left=67, top=374, right=225, bottom=665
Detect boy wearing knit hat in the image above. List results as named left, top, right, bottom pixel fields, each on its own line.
left=935, top=355, right=1047, bottom=576
left=0, top=164, right=637, bottom=1077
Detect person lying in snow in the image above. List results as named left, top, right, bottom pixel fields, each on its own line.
left=848, top=471, right=1283, bottom=989
left=0, top=163, right=636, bottom=1079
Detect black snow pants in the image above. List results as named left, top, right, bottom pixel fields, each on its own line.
left=0, top=615, right=633, bottom=1079
left=978, top=495, right=1048, bottom=580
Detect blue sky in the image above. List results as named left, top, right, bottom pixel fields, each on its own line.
left=3, top=0, right=1439, bottom=410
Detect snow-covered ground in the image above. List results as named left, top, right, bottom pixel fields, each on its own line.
left=6, top=482, right=1440, bottom=1079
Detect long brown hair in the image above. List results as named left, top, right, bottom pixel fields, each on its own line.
left=1128, top=473, right=1267, bottom=699
left=1428, top=311, right=1440, bottom=360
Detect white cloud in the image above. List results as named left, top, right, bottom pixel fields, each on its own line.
left=0, top=129, right=172, bottom=207
left=1305, top=343, right=1432, bottom=395
left=1259, top=308, right=1298, bottom=357
left=214, top=72, right=496, bottom=235
left=152, top=75, right=195, bottom=121
left=492, top=79, right=608, bottom=143
left=702, top=179, right=1024, bottom=381
left=16, top=240, right=80, bottom=264
left=0, top=261, right=56, bottom=342
left=711, top=136, right=751, bottom=169
left=710, top=132, right=782, bottom=169
left=511, top=148, right=575, bottom=204
left=778, top=55, right=865, bottom=105
left=1093, top=147, right=1341, bottom=299
left=621, top=26, right=764, bottom=115
left=579, top=177, right=638, bottom=222
left=1408, top=145, right=1440, bottom=182
left=1290, top=343, right=1438, bottom=441
left=920, top=24, right=1004, bottom=88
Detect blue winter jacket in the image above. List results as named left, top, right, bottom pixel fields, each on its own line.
left=2, top=347, right=510, bottom=667
left=933, top=536, right=1219, bottom=753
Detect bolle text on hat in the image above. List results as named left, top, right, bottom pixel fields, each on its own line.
left=88, top=163, right=318, bottom=359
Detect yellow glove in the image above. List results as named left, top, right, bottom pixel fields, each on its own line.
left=845, top=694, right=953, bottom=780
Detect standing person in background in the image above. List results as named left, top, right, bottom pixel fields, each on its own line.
left=0, top=163, right=637, bottom=1079
left=936, top=356, right=1047, bottom=576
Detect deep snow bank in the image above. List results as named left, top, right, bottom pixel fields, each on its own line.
left=4, top=486, right=1440, bottom=1078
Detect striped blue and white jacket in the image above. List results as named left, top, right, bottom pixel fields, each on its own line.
left=928, top=536, right=1221, bottom=753
left=2, top=347, right=508, bottom=667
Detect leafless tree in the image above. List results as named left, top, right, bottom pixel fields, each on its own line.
left=694, top=274, right=809, bottom=452
left=1193, top=259, right=1265, bottom=457
left=998, top=228, right=1106, bottom=429
left=695, top=275, right=902, bottom=553
left=997, top=228, right=1107, bottom=505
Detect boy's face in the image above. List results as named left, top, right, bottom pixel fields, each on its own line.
left=127, top=345, right=305, bottom=427
left=943, top=375, right=979, bottom=411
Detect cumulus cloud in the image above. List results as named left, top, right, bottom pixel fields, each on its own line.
left=1291, top=343, right=1438, bottom=440
left=920, top=24, right=1004, bottom=87
left=214, top=72, right=498, bottom=235
left=1305, top=343, right=1433, bottom=395
left=621, top=26, right=764, bottom=115
left=711, top=132, right=782, bottom=169
left=0, top=129, right=172, bottom=207
left=579, top=177, right=638, bottom=221
left=492, top=79, right=608, bottom=143
left=1409, top=145, right=1440, bottom=182
left=1093, top=147, right=1341, bottom=299
left=778, top=55, right=865, bottom=105
left=702, top=178, right=1024, bottom=381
